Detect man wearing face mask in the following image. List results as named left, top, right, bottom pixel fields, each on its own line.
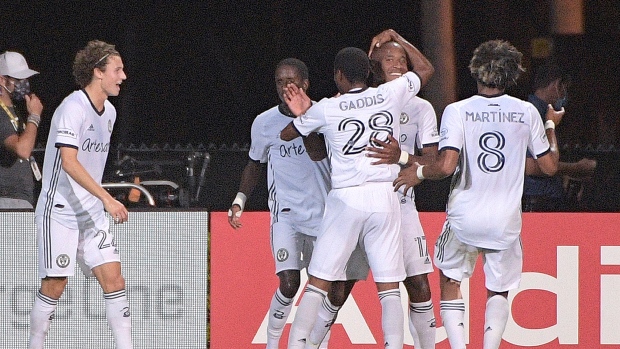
left=523, top=63, right=597, bottom=211
left=0, top=51, right=43, bottom=209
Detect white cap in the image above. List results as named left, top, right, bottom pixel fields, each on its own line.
left=0, top=51, right=39, bottom=79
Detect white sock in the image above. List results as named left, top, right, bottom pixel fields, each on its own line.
left=440, top=300, right=466, bottom=349
left=318, top=328, right=331, bottom=349
left=306, top=295, right=340, bottom=348
left=29, top=290, right=58, bottom=349
left=266, top=288, right=294, bottom=349
left=104, top=289, right=133, bottom=349
left=378, top=289, right=404, bottom=348
left=287, top=285, right=327, bottom=349
left=409, top=300, right=436, bottom=349
left=483, top=295, right=509, bottom=349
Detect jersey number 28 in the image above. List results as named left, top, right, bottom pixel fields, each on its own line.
left=338, top=111, right=394, bottom=155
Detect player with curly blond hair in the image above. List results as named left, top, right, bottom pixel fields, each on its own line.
left=29, top=40, right=131, bottom=349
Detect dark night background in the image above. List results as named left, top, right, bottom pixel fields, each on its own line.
left=3, top=1, right=619, bottom=210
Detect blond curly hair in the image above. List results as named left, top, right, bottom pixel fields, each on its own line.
left=469, top=40, right=525, bottom=90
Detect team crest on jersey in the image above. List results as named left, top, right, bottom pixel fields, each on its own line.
left=56, top=254, right=70, bottom=268
left=400, top=112, right=409, bottom=124
left=276, top=248, right=289, bottom=262
left=439, top=128, right=448, bottom=142
left=108, top=120, right=113, bottom=133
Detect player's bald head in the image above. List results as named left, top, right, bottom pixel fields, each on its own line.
left=370, top=41, right=403, bottom=62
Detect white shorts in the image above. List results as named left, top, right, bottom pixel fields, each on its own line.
left=270, top=217, right=317, bottom=274
left=433, top=220, right=523, bottom=292
left=36, top=214, right=121, bottom=278
left=309, top=182, right=405, bottom=283
left=271, top=212, right=370, bottom=281
left=400, top=203, right=434, bottom=277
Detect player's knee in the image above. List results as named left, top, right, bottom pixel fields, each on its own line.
left=404, top=274, right=431, bottom=301
left=41, top=276, right=69, bottom=299
left=102, top=274, right=126, bottom=293
left=277, top=270, right=300, bottom=298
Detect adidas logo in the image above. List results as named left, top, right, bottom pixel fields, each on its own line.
left=424, top=256, right=431, bottom=264
left=87, top=124, right=95, bottom=131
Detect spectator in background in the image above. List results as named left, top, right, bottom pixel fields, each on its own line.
left=523, top=63, right=597, bottom=211
left=0, top=51, right=43, bottom=208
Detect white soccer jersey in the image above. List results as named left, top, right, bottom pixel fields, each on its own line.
left=399, top=96, right=439, bottom=155
left=249, top=105, right=330, bottom=232
left=439, top=94, right=549, bottom=250
left=35, top=90, right=115, bottom=226
left=293, top=71, right=422, bottom=190
left=398, top=96, right=439, bottom=204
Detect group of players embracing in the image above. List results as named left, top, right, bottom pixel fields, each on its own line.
left=229, top=28, right=561, bottom=349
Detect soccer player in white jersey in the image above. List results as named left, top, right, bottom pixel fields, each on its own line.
left=281, top=29, right=434, bottom=349
left=227, top=58, right=341, bottom=349
left=365, top=37, right=439, bottom=349
left=29, top=40, right=131, bottom=349
left=394, top=40, right=563, bottom=349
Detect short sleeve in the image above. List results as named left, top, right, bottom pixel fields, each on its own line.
left=527, top=103, right=550, bottom=158
left=248, top=116, right=269, bottom=163
left=417, top=100, right=439, bottom=147
left=438, top=103, right=463, bottom=152
left=293, top=101, right=327, bottom=136
left=54, top=101, right=84, bottom=149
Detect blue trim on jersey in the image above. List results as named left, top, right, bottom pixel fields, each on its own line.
left=42, top=148, right=63, bottom=269
left=80, top=89, right=105, bottom=116
left=439, top=146, right=460, bottom=153
left=55, top=142, right=78, bottom=150
left=267, top=153, right=279, bottom=223
left=536, top=148, right=551, bottom=159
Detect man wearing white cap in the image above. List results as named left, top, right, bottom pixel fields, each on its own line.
left=0, top=51, right=43, bottom=208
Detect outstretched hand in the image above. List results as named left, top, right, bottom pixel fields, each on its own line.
left=283, top=83, right=312, bottom=117
left=366, top=134, right=402, bottom=165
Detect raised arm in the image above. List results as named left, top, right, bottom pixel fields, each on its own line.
left=369, top=29, right=434, bottom=87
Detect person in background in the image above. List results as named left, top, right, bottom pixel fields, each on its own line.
left=523, top=63, right=596, bottom=211
left=0, top=51, right=43, bottom=208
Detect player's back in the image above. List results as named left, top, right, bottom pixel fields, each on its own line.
left=308, top=72, right=420, bottom=189
left=441, top=94, right=545, bottom=249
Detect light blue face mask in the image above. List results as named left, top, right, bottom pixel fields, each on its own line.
left=554, top=94, right=567, bottom=111
left=12, top=79, right=30, bottom=101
